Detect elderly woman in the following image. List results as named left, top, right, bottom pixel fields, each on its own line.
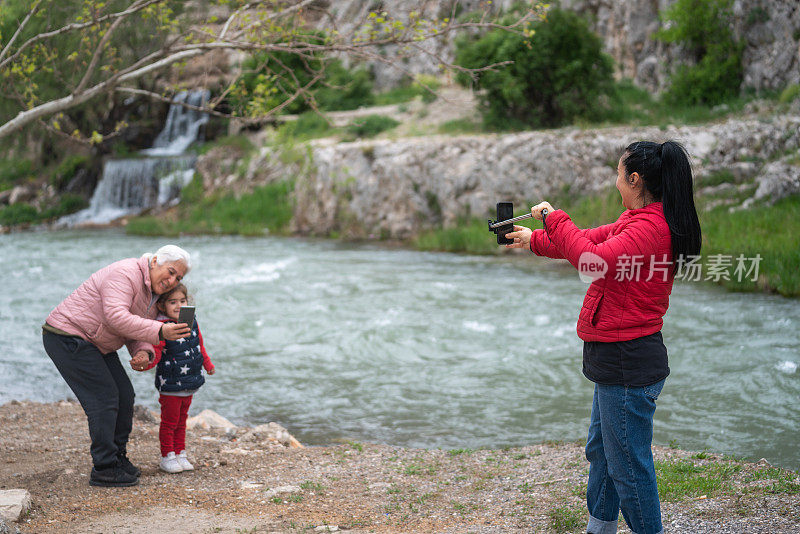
left=42, top=245, right=192, bottom=487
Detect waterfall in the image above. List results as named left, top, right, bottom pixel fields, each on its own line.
left=59, top=90, right=210, bottom=226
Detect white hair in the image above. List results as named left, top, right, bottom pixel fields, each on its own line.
left=141, top=245, right=192, bottom=272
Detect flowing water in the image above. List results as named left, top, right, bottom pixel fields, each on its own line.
left=1, top=230, right=798, bottom=469
left=58, top=90, right=208, bottom=226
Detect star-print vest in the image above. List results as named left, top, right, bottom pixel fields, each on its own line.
left=155, top=320, right=206, bottom=393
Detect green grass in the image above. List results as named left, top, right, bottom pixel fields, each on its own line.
left=548, top=505, right=586, bottom=533
left=655, top=459, right=741, bottom=501
left=701, top=195, right=800, bottom=296
left=591, top=79, right=773, bottom=129
left=411, top=185, right=800, bottom=297
left=195, top=134, right=255, bottom=156
left=126, top=180, right=294, bottom=237
left=743, top=467, right=800, bottom=495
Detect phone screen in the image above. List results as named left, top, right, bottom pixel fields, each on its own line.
left=178, top=306, right=195, bottom=328
left=496, top=202, right=513, bottom=245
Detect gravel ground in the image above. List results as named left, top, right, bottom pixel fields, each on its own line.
left=1, top=401, right=797, bottom=533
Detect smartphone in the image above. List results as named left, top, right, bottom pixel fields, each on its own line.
left=496, top=202, right=514, bottom=245
left=178, top=306, right=195, bottom=328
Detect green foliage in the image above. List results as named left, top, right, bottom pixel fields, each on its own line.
left=779, top=84, right=800, bottom=104
left=655, top=459, right=740, bottom=501
left=126, top=181, right=295, bottom=237
left=345, top=115, right=399, bottom=138
left=374, top=75, right=442, bottom=105
left=656, top=0, right=743, bottom=106
left=0, top=157, right=34, bottom=191
left=40, top=194, right=88, bottom=219
left=0, top=202, right=38, bottom=225
left=229, top=33, right=375, bottom=116
left=455, top=8, right=616, bottom=129
left=196, top=134, right=255, bottom=156
left=277, top=112, right=334, bottom=141
left=743, top=467, right=800, bottom=494
left=0, top=0, right=184, bottom=140
left=50, top=154, right=89, bottom=190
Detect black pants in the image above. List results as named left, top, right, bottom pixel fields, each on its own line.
left=42, top=332, right=135, bottom=469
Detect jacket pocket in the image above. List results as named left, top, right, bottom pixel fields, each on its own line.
left=579, top=292, right=603, bottom=327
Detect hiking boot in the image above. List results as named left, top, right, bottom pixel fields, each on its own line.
left=90, top=464, right=139, bottom=487
left=177, top=450, right=194, bottom=471
left=118, top=452, right=141, bottom=478
left=159, top=451, right=183, bottom=474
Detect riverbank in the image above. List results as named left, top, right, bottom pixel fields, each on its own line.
left=1, top=401, right=797, bottom=533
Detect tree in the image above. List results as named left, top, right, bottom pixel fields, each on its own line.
left=656, top=0, right=743, bottom=105
left=455, top=8, right=616, bottom=129
left=0, top=0, right=545, bottom=143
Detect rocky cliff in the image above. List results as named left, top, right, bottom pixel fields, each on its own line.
left=323, top=0, right=800, bottom=93
left=198, top=105, right=800, bottom=239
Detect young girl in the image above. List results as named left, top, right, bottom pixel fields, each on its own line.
left=140, top=283, right=215, bottom=474
left=506, top=140, right=701, bottom=534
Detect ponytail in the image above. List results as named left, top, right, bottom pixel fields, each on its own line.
left=623, top=140, right=702, bottom=262
left=660, top=141, right=701, bottom=260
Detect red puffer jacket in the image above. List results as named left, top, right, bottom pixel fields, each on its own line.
left=530, top=202, right=673, bottom=342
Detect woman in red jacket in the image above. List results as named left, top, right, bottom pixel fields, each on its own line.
left=506, top=140, right=701, bottom=534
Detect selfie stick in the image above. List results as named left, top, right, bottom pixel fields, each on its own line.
left=487, top=208, right=548, bottom=229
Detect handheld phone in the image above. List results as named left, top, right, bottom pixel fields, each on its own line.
left=178, top=306, right=195, bottom=328
left=495, top=202, right=514, bottom=245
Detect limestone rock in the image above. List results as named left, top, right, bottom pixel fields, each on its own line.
left=239, top=422, right=304, bottom=448
left=0, top=518, right=22, bottom=534
left=8, top=186, right=34, bottom=206
left=186, top=409, right=236, bottom=431
left=0, top=489, right=31, bottom=523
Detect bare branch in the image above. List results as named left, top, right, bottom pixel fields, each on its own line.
left=115, top=86, right=231, bottom=119
left=0, top=0, right=43, bottom=64
left=0, top=0, right=166, bottom=72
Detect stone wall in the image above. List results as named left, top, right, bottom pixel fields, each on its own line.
left=216, top=110, right=800, bottom=239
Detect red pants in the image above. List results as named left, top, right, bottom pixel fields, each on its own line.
left=158, top=394, right=193, bottom=457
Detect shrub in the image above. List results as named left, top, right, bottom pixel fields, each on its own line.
left=0, top=158, right=34, bottom=191
left=278, top=111, right=334, bottom=140
left=455, top=8, right=616, bottom=129
left=40, top=194, right=88, bottom=219
left=345, top=115, right=399, bottom=138
left=0, top=203, right=38, bottom=225
left=656, top=0, right=744, bottom=106
left=779, top=84, right=800, bottom=104
left=50, top=154, right=89, bottom=190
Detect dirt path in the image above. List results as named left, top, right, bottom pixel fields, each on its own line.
left=1, top=401, right=797, bottom=533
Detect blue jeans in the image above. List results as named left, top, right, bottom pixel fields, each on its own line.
left=585, top=380, right=665, bottom=534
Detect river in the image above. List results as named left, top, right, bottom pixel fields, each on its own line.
left=1, top=229, right=798, bottom=469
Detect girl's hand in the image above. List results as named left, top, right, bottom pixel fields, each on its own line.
left=129, top=351, right=150, bottom=371
left=162, top=322, right=191, bottom=340
left=531, top=201, right=554, bottom=221
left=504, top=225, right=533, bottom=249
left=207, top=367, right=216, bottom=375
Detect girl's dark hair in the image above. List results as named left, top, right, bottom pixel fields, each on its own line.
left=157, top=283, right=189, bottom=304
left=622, top=140, right=702, bottom=262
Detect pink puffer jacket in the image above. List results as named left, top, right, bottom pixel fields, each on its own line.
left=46, top=256, right=163, bottom=357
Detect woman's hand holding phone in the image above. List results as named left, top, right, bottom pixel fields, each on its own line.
left=504, top=225, right=533, bottom=249
left=162, top=322, right=191, bottom=340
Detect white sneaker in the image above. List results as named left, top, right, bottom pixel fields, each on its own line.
left=159, top=451, right=183, bottom=473
left=177, top=450, right=194, bottom=471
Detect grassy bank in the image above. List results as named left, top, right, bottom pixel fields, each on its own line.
left=414, top=191, right=800, bottom=298
left=125, top=176, right=294, bottom=237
